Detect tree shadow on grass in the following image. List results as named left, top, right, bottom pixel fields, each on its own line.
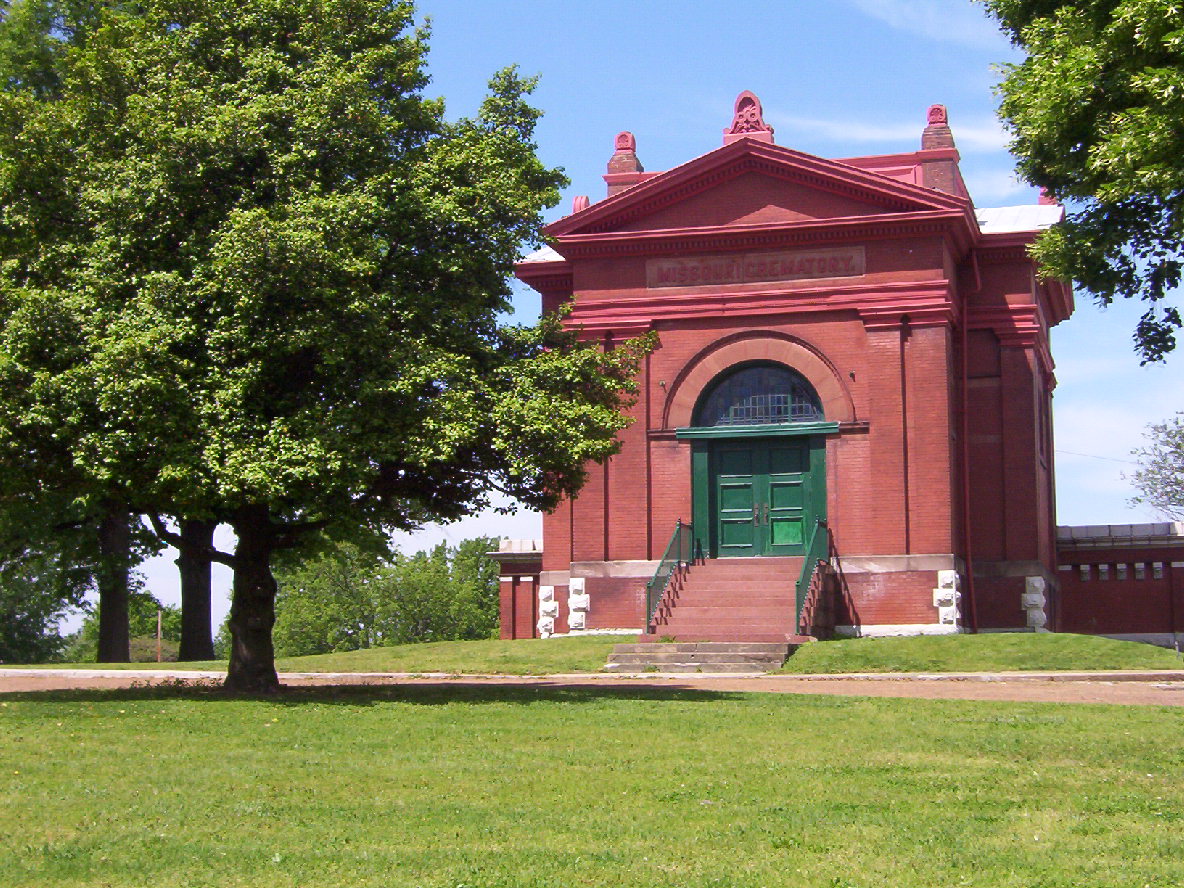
left=2, top=680, right=758, bottom=708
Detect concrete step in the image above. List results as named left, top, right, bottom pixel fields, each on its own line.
left=606, top=639, right=790, bottom=672
left=605, top=641, right=796, bottom=673
left=603, top=661, right=777, bottom=674
left=614, top=642, right=791, bottom=655
left=608, top=651, right=785, bottom=666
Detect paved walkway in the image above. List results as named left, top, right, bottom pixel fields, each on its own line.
left=3, top=667, right=1184, bottom=706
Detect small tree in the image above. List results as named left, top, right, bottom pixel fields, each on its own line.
left=1129, top=413, right=1184, bottom=520
left=65, top=587, right=183, bottom=662
left=272, top=536, right=501, bottom=657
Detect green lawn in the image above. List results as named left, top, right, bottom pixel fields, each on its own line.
left=1, top=683, right=1182, bottom=887
left=16, top=631, right=1181, bottom=677
left=781, top=632, right=1184, bottom=674
left=13, top=635, right=623, bottom=674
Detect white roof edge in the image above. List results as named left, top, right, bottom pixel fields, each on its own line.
left=519, top=244, right=564, bottom=264
left=976, top=204, right=1064, bottom=234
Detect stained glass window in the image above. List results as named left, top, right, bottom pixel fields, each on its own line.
left=694, top=363, right=822, bottom=427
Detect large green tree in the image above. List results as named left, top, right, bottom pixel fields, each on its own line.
left=0, top=0, right=154, bottom=663
left=983, top=0, right=1184, bottom=361
left=0, top=0, right=647, bottom=692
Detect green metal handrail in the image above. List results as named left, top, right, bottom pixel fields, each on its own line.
left=795, top=518, right=830, bottom=627
left=645, top=519, right=695, bottom=631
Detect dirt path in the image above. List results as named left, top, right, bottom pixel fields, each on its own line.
left=3, top=668, right=1184, bottom=706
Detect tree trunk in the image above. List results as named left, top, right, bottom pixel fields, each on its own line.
left=96, top=507, right=131, bottom=663
left=177, top=518, right=217, bottom=661
left=225, top=505, right=280, bottom=693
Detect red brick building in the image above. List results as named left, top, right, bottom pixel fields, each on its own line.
left=493, top=92, right=1171, bottom=645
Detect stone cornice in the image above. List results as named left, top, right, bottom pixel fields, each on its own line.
left=562, top=279, right=955, bottom=335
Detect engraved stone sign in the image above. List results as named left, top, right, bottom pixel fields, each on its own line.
left=646, top=247, right=865, bottom=289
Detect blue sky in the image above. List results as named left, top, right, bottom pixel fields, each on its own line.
left=134, top=0, right=1181, bottom=627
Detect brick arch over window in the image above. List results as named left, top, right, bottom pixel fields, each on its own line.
left=663, top=332, right=855, bottom=428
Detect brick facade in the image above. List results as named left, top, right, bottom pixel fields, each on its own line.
left=494, top=94, right=1081, bottom=642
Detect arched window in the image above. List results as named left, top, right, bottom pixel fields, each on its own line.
left=693, top=363, right=823, bottom=427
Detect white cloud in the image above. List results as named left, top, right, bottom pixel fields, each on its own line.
left=961, top=167, right=1031, bottom=204
left=768, top=112, right=1009, bottom=154
left=846, top=0, right=1011, bottom=50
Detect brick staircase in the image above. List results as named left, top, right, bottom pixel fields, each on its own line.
left=646, top=556, right=806, bottom=643
left=605, top=641, right=794, bottom=674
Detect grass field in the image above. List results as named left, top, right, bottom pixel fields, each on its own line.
left=15, top=631, right=1181, bottom=676
left=11, top=635, right=624, bottom=674
left=780, top=632, right=1184, bottom=674
left=1, top=682, right=1182, bottom=887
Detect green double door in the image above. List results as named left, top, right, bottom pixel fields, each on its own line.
left=693, top=437, right=824, bottom=558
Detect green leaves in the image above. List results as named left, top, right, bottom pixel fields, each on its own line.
left=0, top=0, right=643, bottom=546
left=271, top=536, right=501, bottom=656
left=984, top=0, right=1184, bottom=360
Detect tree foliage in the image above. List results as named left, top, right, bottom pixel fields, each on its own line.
left=64, top=585, right=183, bottom=661
left=1129, top=413, right=1184, bottom=519
left=983, top=0, right=1184, bottom=361
left=0, top=0, right=648, bottom=691
left=0, top=497, right=95, bottom=663
left=271, top=536, right=499, bottom=657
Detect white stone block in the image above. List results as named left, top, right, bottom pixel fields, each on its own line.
left=538, top=585, right=554, bottom=602
left=1026, top=608, right=1048, bottom=629
left=1021, top=590, right=1045, bottom=609
left=537, top=616, right=555, bottom=639
left=569, top=577, right=586, bottom=595
left=933, top=589, right=957, bottom=608
left=540, top=598, right=559, bottom=619
left=567, top=610, right=586, bottom=630
left=938, top=605, right=959, bottom=625
left=568, top=591, right=591, bottom=613
left=937, top=570, right=960, bottom=591
left=1024, top=576, right=1046, bottom=594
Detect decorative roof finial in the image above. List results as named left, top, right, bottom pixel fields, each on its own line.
left=922, top=104, right=955, bottom=150
left=607, top=130, right=643, bottom=175
left=724, top=91, right=774, bottom=145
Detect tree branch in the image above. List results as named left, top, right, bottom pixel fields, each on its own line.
left=146, top=514, right=237, bottom=567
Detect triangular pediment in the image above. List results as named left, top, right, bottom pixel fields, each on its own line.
left=548, top=139, right=969, bottom=239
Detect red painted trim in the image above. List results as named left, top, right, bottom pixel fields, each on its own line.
left=547, top=139, right=970, bottom=239
left=553, top=209, right=976, bottom=260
